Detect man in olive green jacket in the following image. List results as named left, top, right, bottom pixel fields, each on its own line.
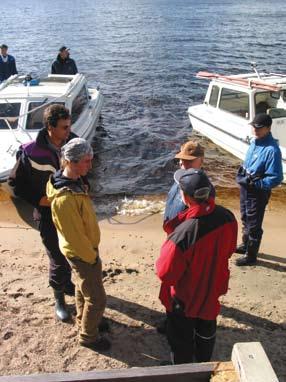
left=47, top=138, right=111, bottom=352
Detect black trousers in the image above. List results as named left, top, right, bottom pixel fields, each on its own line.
left=166, top=312, right=216, bottom=364
left=39, top=210, right=72, bottom=290
left=240, top=185, right=271, bottom=248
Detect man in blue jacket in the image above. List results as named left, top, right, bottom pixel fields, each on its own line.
left=236, top=113, right=283, bottom=266
left=0, top=44, right=17, bottom=82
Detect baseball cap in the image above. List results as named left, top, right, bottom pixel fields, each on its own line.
left=174, top=168, right=211, bottom=201
left=175, top=141, right=205, bottom=161
left=250, top=113, right=272, bottom=129
left=59, top=46, right=70, bottom=52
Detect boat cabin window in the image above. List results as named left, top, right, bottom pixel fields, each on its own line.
left=0, top=103, right=21, bottom=130
left=209, top=85, right=219, bottom=107
left=219, top=88, right=249, bottom=119
left=71, top=86, right=89, bottom=124
left=26, top=101, right=65, bottom=130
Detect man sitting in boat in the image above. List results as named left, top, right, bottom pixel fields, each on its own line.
left=0, top=44, right=18, bottom=82
left=51, top=46, right=78, bottom=75
left=236, top=113, right=283, bottom=266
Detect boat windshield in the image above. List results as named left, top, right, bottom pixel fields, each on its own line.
left=26, top=101, right=65, bottom=130
left=0, top=103, right=21, bottom=130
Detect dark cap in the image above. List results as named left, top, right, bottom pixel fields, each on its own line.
left=175, top=140, right=205, bottom=161
left=59, top=46, right=70, bottom=52
left=250, top=113, right=272, bottom=129
left=174, top=168, right=211, bottom=201
left=0, top=44, right=8, bottom=49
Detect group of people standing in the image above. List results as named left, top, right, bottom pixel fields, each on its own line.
left=11, top=101, right=283, bottom=360
left=156, top=113, right=282, bottom=363
left=0, top=44, right=77, bottom=82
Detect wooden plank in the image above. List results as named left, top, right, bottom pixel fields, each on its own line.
left=231, top=342, right=279, bottom=382
left=0, top=362, right=218, bottom=382
left=196, top=71, right=282, bottom=91
left=210, top=362, right=238, bottom=382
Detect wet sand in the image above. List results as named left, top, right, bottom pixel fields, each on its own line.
left=0, top=190, right=285, bottom=380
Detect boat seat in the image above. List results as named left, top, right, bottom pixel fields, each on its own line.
left=267, top=108, right=286, bottom=119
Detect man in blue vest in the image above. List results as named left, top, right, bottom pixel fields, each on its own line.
left=0, top=44, right=17, bottom=82
left=236, top=113, right=283, bottom=266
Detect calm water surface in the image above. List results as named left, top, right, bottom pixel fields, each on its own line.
left=1, top=0, right=286, bottom=206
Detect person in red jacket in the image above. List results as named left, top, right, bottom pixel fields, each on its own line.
left=156, top=169, right=237, bottom=364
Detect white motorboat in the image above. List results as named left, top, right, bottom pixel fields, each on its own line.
left=187, top=66, right=286, bottom=182
left=0, top=73, right=104, bottom=183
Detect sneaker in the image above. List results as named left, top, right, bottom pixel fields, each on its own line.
left=80, top=336, right=111, bottom=351
left=236, top=255, right=257, bottom=266
left=159, top=360, right=172, bottom=366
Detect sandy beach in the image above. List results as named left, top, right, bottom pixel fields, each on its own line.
left=0, top=189, right=285, bottom=381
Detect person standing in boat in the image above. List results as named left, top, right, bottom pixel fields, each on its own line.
left=51, top=46, right=78, bottom=75
left=46, top=138, right=111, bottom=352
left=236, top=113, right=283, bottom=266
left=12, top=104, right=76, bottom=322
left=0, top=44, right=18, bottom=82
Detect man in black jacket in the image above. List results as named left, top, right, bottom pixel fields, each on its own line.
left=13, top=104, right=76, bottom=322
left=51, top=46, right=78, bottom=75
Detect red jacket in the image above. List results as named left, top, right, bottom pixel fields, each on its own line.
left=156, top=199, right=237, bottom=320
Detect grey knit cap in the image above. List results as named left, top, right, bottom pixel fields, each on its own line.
left=61, top=138, right=93, bottom=162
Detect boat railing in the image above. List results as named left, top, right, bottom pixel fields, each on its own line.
left=0, top=74, right=19, bottom=91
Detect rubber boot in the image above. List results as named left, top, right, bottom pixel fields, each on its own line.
left=63, top=281, right=75, bottom=296
left=236, top=239, right=259, bottom=266
left=235, top=234, right=249, bottom=254
left=54, top=289, right=71, bottom=322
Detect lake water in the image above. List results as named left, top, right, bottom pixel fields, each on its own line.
left=1, top=0, right=286, bottom=213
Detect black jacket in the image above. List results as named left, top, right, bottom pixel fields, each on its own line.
left=13, top=128, right=77, bottom=211
left=51, top=55, right=78, bottom=75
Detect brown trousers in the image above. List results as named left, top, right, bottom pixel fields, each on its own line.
left=69, top=257, right=106, bottom=344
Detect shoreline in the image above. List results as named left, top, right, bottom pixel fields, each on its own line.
left=0, top=190, right=285, bottom=380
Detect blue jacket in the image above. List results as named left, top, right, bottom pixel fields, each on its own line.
left=164, top=179, right=216, bottom=222
left=0, top=54, right=17, bottom=82
left=242, top=133, right=283, bottom=190
left=164, top=182, right=186, bottom=222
